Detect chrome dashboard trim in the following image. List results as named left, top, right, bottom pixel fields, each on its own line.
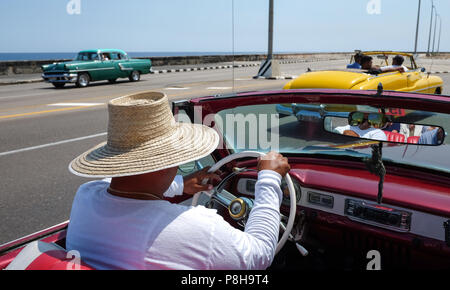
left=236, top=177, right=447, bottom=242
left=298, top=187, right=448, bottom=242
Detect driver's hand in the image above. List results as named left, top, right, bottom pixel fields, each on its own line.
left=257, top=151, right=290, bottom=177
left=183, top=166, right=222, bottom=195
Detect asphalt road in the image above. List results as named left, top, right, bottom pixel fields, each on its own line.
left=1, top=59, right=450, bottom=245
left=0, top=62, right=289, bottom=245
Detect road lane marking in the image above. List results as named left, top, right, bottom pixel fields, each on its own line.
left=0, top=104, right=105, bottom=120
left=0, top=91, right=53, bottom=100
left=0, top=132, right=107, bottom=157
left=0, top=79, right=288, bottom=119
left=164, top=87, right=190, bottom=90
left=207, top=87, right=232, bottom=90
left=48, top=103, right=105, bottom=107
left=0, top=93, right=121, bottom=114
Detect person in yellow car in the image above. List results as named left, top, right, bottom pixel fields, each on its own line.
left=347, top=52, right=363, bottom=69
left=360, top=55, right=405, bottom=74
left=381, top=55, right=408, bottom=73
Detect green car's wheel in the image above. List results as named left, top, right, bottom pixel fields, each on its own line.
left=52, top=83, right=65, bottom=88
left=129, top=70, right=140, bottom=82
left=76, top=73, right=90, bottom=88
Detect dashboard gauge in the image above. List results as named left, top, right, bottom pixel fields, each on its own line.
left=237, top=177, right=301, bottom=206
left=281, top=179, right=301, bottom=206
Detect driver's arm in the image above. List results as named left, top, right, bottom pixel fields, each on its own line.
left=380, top=66, right=405, bottom=73
left=207, top=152, right=290, bottom=270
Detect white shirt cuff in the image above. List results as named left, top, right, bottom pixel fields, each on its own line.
left=163, top=175, right=184, bottom=198
left=257, top=170, right=282, bottom=185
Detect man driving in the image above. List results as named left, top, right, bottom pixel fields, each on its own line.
left=66, top=91, right=290, bottom=270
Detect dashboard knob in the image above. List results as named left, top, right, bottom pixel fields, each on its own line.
left=353, top=206, right=363, bottom=216
left=388, top=214, right=399, bottom=225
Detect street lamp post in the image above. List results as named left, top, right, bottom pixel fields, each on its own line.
left=426, top=1, right=434, bottom=56
left=254, top=0, right=280, bottom=78
left=268, top=0, right=273, bottom=61
left=437, top=14, right=442, bottom=54
left=414, top=0, right=421, bottom=55
left=432, top=9, right=438, bottom=55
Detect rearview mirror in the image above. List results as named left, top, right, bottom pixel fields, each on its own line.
left=324, top=112, right=446, bottom=145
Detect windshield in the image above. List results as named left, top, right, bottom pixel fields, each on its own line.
left=76, top=52, right=99, bottom=61
left=214, top=103, right=450, bottom=173
left=367, top=54, right=415, bottom=70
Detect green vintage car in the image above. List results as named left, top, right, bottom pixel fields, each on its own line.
left=41, top=49, right=152, bottom=88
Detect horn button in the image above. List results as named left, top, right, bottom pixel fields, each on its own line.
left=229, top=197, right=253, bottom=220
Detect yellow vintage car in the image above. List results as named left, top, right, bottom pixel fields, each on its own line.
left=284, top=51, right=443, bottom=94
left=277, top=51, right=444, bottom=120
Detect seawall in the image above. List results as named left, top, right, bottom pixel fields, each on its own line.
left=0, top=52, right=353, bottom=76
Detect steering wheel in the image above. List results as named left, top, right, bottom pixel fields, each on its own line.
left=191, top=151, right=297, bottom=255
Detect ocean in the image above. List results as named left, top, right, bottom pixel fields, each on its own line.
left=0, top=51, right=266, bottom=61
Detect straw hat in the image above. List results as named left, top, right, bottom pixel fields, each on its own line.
left=69, top=91, right=219, bottom=178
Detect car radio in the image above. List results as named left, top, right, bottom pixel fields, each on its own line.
left=345, top=199, right=412, bottom=232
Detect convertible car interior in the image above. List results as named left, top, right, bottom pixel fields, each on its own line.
left=1, top=89, right=449, bottom=270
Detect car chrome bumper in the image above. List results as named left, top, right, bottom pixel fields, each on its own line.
left=42, top=73, right=78, bottom=83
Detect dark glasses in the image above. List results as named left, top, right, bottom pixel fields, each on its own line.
left=349, top=112, right=386, bottom=128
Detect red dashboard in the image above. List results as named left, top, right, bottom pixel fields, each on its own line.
left=231, top=157, right=450, bottom=269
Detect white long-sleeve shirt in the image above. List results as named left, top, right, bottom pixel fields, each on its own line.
left=66, top=170, right=282, bottom=270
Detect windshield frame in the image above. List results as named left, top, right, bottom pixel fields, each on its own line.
left=184, top=89, right=450, bottom=174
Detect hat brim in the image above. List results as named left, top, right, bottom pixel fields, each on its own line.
left=69, top=123, right=219, bottom=178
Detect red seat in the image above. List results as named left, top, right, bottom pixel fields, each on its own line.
left=4, top=241, right=94, bottom=270
left=407, top=136, right=420, bottom=144
left=383, top=131, right=405, bottom=143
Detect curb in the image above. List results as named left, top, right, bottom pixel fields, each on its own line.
left=0, top=79, right=43, bottom=86
left=253, top=75, right=297, bottom=80
left=150, top=63, right=259, bottom=74
left=430, top=71, right=449, bottom=74
left=150, top=58, right=345, bottom=75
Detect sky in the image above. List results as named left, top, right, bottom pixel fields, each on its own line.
left=0, top=0, right=448, bottom=53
